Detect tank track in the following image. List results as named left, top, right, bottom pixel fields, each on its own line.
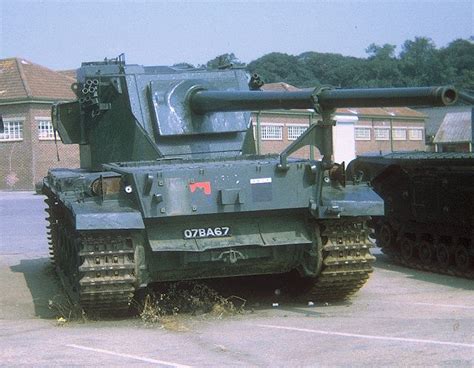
left=44, top=196, right=60, bottom=266
left=376, top=220, right=474, bottom=279
left=44, top=192, right=137, bottom=315
left=75, top=233, right=137, bottom=314
left=305, top=217, right=375, bottom=301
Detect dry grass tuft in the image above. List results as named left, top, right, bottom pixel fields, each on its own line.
left=137, top=281, right=246, bottom=326
left=48, top=294, right=87, bottom=324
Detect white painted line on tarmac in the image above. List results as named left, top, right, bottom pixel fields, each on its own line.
left=407, top=302, right=474, bottom=310
left=376, top=301, right=474, bottom=310
left=256, top=324, right=474, bottom=348
left=66, top=344, right=193, bottom=367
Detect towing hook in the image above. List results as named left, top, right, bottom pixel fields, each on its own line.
left=218, top=249, right=245, bottom=264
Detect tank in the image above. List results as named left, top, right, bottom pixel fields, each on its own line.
left=349, top=151, right=473, bottom=279
left=348, top=92, right=472, bottom=279
left=42, top=55, right=458, bottom=314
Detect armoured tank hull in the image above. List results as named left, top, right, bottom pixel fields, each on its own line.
left=350, top=152, right=474, bottom=279
left=43, top=156, right=376, bottom=313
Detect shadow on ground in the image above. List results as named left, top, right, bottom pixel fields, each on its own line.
left=8, top=259, right=356, bottom=320
left=373, top=252, right=474, bottom=291
left=10, top=258, right=66, bottom=319
left=145, top=272, right=351, bottom=315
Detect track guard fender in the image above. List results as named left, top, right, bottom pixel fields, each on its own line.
left=71, top=201, right=145, bottom=230
left=316, top=184, right=384, bottom=218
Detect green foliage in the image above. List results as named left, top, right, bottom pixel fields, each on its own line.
left=212, top=37, right=474, bottom=91
left=438, top=39, right=474, bottom=90
left=247, top=52, right=314, bottom=87
left=172, top=62, right=195, bottom=69
left=398, top=37, right=444, bottom=86
left=206, top=53, right=245, bottom=69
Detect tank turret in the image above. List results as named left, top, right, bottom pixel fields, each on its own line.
left=52, top=56, right=457, bottom=170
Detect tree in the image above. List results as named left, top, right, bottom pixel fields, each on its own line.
left=439, top=39, right=474, bottom=90
left=366, top=43, right=397, bottom=59
left=247, top=52, right=313, bottom=87
left=299, top=52, right=367, bottom=87
left=399, top=37, right=444, bottom=86
left=363, top=43, right=402, bottom=87
left=172, top=62, right=195, bottom=69
left=206, top=53, right=244, bottom=69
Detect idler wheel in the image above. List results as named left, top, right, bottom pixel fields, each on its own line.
left=378, top=223, right=395, bottom=249
left=436, top=243, right=453, bottom=269
left=418, top=240, right=434, bottom=265
left=454, top=245, right=471, bottom=272
left=400, top=235, right=415, bottom=261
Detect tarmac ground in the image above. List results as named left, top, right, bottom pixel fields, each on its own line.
left=0, top=192, right=473, bottom=367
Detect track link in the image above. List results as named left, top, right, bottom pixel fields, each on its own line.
left=306, top=217, right=375, bottom=301
left=77, top=233, right=137, bottom=314
left=44, top=196, right=60, bottom=266
left=44, top=191, right=137, bottom=315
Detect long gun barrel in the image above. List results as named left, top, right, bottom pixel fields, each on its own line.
left=190, top=86, right=458, bottom=114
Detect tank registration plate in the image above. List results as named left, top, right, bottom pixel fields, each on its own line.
left=183, top=227, right=231, bottom=239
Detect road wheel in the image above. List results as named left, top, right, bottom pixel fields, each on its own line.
left=418, top=240, right=434, bottom=265
left=454, top=245, right=471, bottom=272
left=400, top=235, right=415, bottom=261
left=436, top=243, right=453, bottom=269
left=378, top=223, right=395, bottom=249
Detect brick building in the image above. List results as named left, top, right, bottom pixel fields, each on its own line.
left=252, top=83, right=427, bottom=163
left=0, top=58, right=79, bottom=190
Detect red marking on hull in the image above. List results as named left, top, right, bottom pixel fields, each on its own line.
left=189, top=181, right=212, bottom=195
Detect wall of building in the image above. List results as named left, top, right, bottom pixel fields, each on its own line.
left=251, top=111, right=316, bottom=159
left=252, top=112, right=426, bottom=163
left=0, top=104, right=34, bottom=190
left=0, top=102, right=79, bottom=190
left=435, top=142, right=471, bottom=153
left=354, top=118, right=425, bottom=155
left=29, top=105, right=80, bottom=186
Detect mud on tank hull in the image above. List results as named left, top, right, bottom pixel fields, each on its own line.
left=350, top=152, right=474, bottom=279
left=43, top=156, right=376, bottom=315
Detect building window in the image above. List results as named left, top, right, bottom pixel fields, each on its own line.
left=261, top=124, right=283, bottom=140
left=374, top=128, right=390, bottom=141
left=0, top=120, right=23, bottom=142
left=287, top=125, right=307, bottom=140
left=409, top=129, right=423, bottom=141
left=37, top=119, right=56, bottom=140
left=354, top=127, right=371, bottom=141
left=392, top=128, right=407, bottom=141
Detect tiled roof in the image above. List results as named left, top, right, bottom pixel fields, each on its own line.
left=57, top=69, right=77, bottom=80
left=261, top=82, right=301, bottom=92
left=433, top=111, right=472, bottom=143
left=260, top=82, right=425, bottom=119
left=0, top=58, right=76, bottom=101
left=339, top=107, right=425, bottom=118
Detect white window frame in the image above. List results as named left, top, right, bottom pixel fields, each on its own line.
left=0, top=118, right=24, bottom=142
left=36, top=117, right=57, bottom=140
left=408, top=129, right=424, bottom=141
left=374, top=128, right=390, bottom=141
left=354, top=127, right=371, bottom=141
left=392, top=128, right=407, bottom=141
left=260, top=123, right=283, bottom=141
left=287, top=124, right=308, bottom=141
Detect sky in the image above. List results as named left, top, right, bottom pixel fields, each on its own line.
left=0, top=0, right=473, bottom=71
